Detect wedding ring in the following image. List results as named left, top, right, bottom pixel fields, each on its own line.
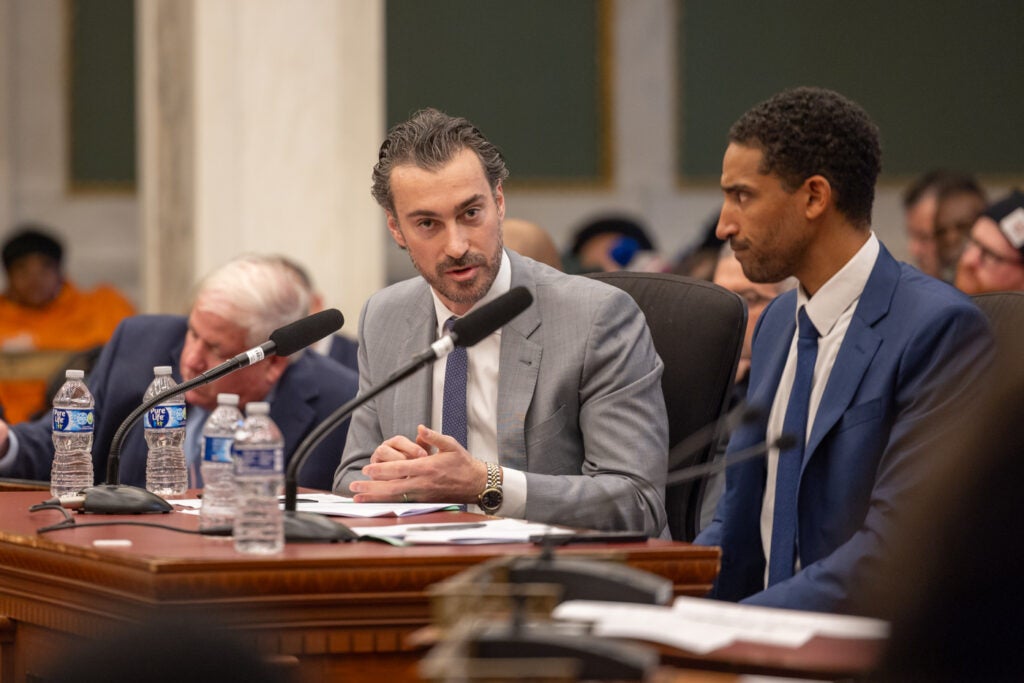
left=402, top=493, right=409, bottom=503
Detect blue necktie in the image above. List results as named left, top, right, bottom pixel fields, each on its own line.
left=768, top=306, right=819, bottom=585
left=442, top=317, right=469, bottom=448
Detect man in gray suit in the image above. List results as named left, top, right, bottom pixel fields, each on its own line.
left=334, top=108, right=668, bottom=536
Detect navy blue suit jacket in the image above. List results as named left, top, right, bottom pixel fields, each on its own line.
left=9, top=315, right=358, bottom=490
left=327, top=334, right=359, bottom=375
left=696, top=245, right=993, bottom=612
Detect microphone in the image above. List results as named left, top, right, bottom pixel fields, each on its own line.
left=281, top=287, right=534, bottom=542
left=71, top=309, right=344, bottom=515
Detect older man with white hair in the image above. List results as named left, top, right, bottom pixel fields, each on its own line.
left=0, top=255, right=358, bottom=490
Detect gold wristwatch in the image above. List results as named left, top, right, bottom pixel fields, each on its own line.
left=477, top=462, right=503, bottom=514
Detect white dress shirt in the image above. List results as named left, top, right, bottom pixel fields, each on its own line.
left=760, top=233, right=880, bottom=584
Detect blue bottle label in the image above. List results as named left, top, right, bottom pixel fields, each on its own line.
left=53, top=408, right=95, bottom=433
left=203, top=436, right=234, bottom=463
left=233, top=447, right=283, bottom=475
left=144, top=404, right=187, bottom=429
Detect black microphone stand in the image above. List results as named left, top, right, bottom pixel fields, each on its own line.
left=282, top=346, right=440, bottom=541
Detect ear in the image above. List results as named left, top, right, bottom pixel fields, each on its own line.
left=803, top=175, right=832, bottom=221
left=386, top=211, right=407, bottom=249
left=494, top=181, right=506, bottom=222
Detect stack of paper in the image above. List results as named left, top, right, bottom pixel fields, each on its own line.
left=552, top=598, right=889, bottom=655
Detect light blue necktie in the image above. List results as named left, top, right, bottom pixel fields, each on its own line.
left=768, top=306, right=819, bottom=585
left=442, top=317, right=469, bottom=449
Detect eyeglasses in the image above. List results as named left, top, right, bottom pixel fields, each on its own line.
left=965, top=235, right=1024, bottom=268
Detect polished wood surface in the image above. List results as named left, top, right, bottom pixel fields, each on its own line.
left=657, top=635, right=884, bottom=680
left=0, top=491, right=719, bottom=682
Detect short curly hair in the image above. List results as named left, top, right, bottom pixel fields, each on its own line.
left=729, top=87, right=881, bottom=228
left=371, top=108, right=509, bottom=214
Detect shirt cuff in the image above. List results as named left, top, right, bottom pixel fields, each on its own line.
left=494, top=466, right=526, bottom=519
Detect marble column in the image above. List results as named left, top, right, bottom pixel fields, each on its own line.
left=137, top=0, right=385, bottom=328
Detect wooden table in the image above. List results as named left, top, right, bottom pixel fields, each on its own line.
left=0, top=491, right=719, bottom=682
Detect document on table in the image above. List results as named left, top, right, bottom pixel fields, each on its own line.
left=553, top=598, right=889, bottom=654
left=671, top=596, right=890, bottom=640
left=291, top=493, right=464, bottom=518
left=170, top=493, right=463, bottom=518
left=349, top=518, right=575, bottom=544
left=552, top=601, right=737, bottom=654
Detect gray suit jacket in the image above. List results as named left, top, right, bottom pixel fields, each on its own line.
left=334, top=251, right=668, bottom=535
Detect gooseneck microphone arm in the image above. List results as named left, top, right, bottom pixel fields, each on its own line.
left=281, top=287, right=534, bottom=542
left=104, top=344, right=274, bottom=484
left=282, top=342, right=445, bottom=511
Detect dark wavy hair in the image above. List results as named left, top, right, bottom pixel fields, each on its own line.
left=371, top=108, right=509, bottom=214
left=729, top=87, right=881, bottom=228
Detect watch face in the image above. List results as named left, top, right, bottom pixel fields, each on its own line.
left=480, top=489, right=502, bottom=511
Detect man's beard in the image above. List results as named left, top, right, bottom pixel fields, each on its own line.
left=410, top=238, right=504, bottom=307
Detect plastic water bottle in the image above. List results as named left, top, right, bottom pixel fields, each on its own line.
left=232, top=402, right=284, bottom=554
left=143, top=365, right=187, bottom=497
left=199, top=393, right=243, bottom=531
left=50, top=369, right=95, bottom=497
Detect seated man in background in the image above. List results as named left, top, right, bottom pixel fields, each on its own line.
left=697, top=87, right=993, bottom=613
left=933, top=174, right=987, bottom=283
left=901, top=169, right=949, bottom=278
left=502, top=218, right=563, bottom=271
left=566, top=214, right=669, bottom=274
left=954, top=189, right=1024, bottom=295
left=0, top=255, right=358, bottom=490
left=0, top=226, right=135, bottom=423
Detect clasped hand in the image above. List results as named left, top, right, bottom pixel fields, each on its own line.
left=348, top=424, right=487, bottom=504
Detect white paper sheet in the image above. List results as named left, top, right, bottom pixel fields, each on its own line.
left=350, top=518, right=574, bottom=544
left=170, top=493, right=463, bottom=518
left=672, top=596, right=890, bottom=640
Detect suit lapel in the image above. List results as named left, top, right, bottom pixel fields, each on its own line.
left=497, top=252, right=541, bottom=470
left=393, top=285, right=435, bottom=438
left=804, top=246, right=898, bottom=465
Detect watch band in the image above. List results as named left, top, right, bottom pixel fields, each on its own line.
left=477, top=462, right=503, bottom=513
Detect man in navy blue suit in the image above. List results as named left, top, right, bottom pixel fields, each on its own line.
left=696, top=87, right=993, bottom=613
left=0, top=255, right=358, bottom=490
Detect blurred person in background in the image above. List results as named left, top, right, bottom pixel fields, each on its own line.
left=0, top=225, right=135, bottom=423
left=565, top=214, right=669, bottom=274
left=502, top=218, right=563, bottom=271
left=933, top=173, right=987, bottom=283
left=902, top=169, right=949, bottom=278
left=954, top=189, right=1024, bottom=295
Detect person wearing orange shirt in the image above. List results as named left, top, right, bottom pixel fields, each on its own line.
left=0, top=226, right=135, bottom=423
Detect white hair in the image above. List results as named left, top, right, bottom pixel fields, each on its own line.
left=192, top=254, right=310, bottom=346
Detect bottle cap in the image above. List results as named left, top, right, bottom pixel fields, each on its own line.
left=65, top=369, right=85, bottom=380
left=217, top=393, right=240, bottom=406
left=153, top=366, right=173, bottom=376
left=246, top=401, right=270, bottom=415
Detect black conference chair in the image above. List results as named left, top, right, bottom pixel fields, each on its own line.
left=587, top=272, right=746, bottom=541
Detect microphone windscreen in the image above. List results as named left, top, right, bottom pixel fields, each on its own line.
left=269, top=308, right=344, bottom=356
left=452, top=287, right=533, bottom=348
